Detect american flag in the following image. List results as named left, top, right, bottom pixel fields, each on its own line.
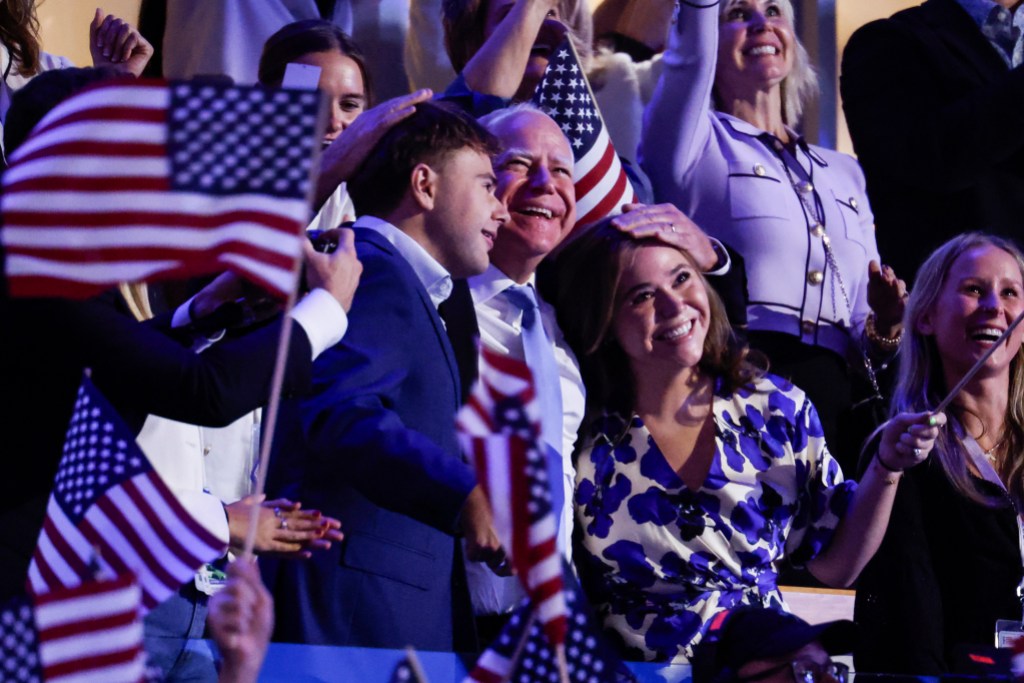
left=464, top=569, right=628, bottom=683
left=457, top=347, right=567, bottom=648
left=0, top=573, right=145, bottom=683
left=27, top=375, right=227, bottom=612
left=531, top=39, right=637, bottom=232
left=1, top=78, right=323, bottom=299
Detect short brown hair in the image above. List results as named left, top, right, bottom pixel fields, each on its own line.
left=346, top=101, right=502, bottom=218
left=551, top=220, right=763, bottom=421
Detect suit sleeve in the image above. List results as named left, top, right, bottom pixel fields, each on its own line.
left=841, top=18, right=1024, bottom=192
left=298, top=250, right=477, bottom=534
left=64, top=296, right=314, bottom=429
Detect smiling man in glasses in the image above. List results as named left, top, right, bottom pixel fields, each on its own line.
left=692, top=607, right=855, bottom=683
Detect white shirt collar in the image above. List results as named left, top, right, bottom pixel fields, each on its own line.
left=354, top=215, right=453, bottom=309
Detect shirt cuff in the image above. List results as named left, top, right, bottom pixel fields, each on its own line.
left=704, top=237, right=731, bottom=277
left=291, top=288, right=348, bottom=359
left=172, top=296, right=195, bottom=328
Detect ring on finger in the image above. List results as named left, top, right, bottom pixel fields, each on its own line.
left=280, top=518, right=288, bottom=530
left=273, top=506, right=281, bottom=518
left=913, top=447, right=922, bottom=457
left=668, top=223, right=678, bottom=233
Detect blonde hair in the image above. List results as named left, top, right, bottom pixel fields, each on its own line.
left=894, top=233, right=1024, bottom=508
left=714, top=0, right=819, bottom=126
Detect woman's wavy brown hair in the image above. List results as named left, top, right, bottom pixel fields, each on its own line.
left=1, top=0, right=41, bottom=77
left=550, top=219, right=764, bottom=424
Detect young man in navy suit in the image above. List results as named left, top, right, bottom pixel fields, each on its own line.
left=268, top=101, right=509, bottom=651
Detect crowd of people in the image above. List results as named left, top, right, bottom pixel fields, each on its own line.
left=2, top=0, right=1023, bottom=681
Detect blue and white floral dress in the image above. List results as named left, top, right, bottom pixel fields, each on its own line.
left=574, top=374, right=856, bottom=663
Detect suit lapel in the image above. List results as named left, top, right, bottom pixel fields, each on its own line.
left=354, top=228, right=462, bottom=406
left=921, top=0, right=1009, bottom=82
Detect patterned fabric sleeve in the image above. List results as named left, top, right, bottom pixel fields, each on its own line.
left=782, top=391, right=858, bottom=567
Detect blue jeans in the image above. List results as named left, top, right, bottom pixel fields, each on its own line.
left=143, top=583, right=217, bottom=682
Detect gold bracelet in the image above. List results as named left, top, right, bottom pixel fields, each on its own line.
left=866, top=312, right=902, bottom=352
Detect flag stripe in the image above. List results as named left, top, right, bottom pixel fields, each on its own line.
left=76, top=515, right=160, bottom=609
left=124, top=476, right=222, bottom=570
left=10, top=241, right=297, bottom=270
left=574, top=142, right=615, bottom=198
left=4, top=207, right=304, bottom=231
left=133, top=474, right=227, bottom=553
left=42, top=647, right=143, bottom=681
left=5, top=175, right=171, bottom=194
left=577, top=166, right=630, bottom=227
left=95, top=494, right=187, bottom=592
left=14, top=141, right=165, bottom=166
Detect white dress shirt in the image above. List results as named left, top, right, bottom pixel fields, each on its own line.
left=355, top=215, right=453, bottom=310
left=464, top=264, right=586, bottom=615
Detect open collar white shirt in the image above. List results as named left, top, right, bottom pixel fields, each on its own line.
left=464, top=264, right=586, bottom=615
left=355, top=215, right=453, bottom=310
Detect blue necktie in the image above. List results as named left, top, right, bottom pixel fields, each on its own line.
left=504, top=285, right=565, bottom=535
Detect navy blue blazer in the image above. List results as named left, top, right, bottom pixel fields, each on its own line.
left=268, top=227, right=478, bottom=652
left=841, top=0, right=1024, bottom=281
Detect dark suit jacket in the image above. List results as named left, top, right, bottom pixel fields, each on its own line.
left=0, top=293, right=313, bottom=600
left=840, top=0, right=1024, bottom=282
left=267, top=227, right=478, bottom=652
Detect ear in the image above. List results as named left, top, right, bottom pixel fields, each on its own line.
left=409, top=162, right=437, bottom=212
left=916, top=308, right=935, bottom=336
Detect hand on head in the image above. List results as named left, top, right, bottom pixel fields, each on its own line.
left=317, top=89, right=433, bottom=206
left=612, top=203, right=719, bottom=272
left=303, top=227, right=363, bottom=312
left=90, top=8, right=154, bottom=77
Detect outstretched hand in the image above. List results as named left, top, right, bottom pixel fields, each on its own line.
left=612, top=203, right=719, bottom=272
left=90, top=8, right=154, bottom=77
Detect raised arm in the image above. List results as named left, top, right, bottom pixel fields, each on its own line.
left=639, top=0, right=719, bottom=204
left=807, top=411, right=944, bottom=587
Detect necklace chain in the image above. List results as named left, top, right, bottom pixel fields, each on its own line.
left=766, top=137, right=883, bottom=402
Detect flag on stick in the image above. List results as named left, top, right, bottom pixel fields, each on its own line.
left=530, top=39, right=637, bottom=232
left=457, top=347, right=567, bottom=648
left=1, top=78, right=324, bottom=299
left=0, top=573, right=146, bottom=683
left=27, top=375, right=227, bottom=612
left=464, top=568, right=629, bottom=683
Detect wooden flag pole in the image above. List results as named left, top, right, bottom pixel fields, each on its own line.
left=501, top=609, right=539, bottom=683
left=555, top=643, right=570, bottom=683
left=240, top=268, right=301, bottom=561
left=239, top=82, right=330, bottom=561
left=405, top=646, right=430, bottom=683
left=934, top=306, right=1024, bottom=413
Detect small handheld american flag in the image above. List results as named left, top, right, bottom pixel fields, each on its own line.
left=457, top=347, right=568, bottom=649
left=27, top=375, right=227, bottom=613
left=0, top=573, right=146, bottom=683
left=1, top=78, right=324, bottom=299
left=530, top=39, right=637, bottom=233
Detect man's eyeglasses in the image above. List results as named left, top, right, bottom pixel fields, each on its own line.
left=737, top=660, right=849, bottom=683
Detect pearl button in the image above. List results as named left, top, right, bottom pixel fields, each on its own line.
left=753, top=163, right=766, bottom=176
left=810, top=223, right=825, bottom=237
left=808, top=270, right=824, bottom=285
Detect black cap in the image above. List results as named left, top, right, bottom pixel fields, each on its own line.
left=691, top=607, right=856, bottom=683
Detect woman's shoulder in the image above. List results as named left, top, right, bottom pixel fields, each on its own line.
left=809, top=143, right=867, bottom=183
left=718, top=372, right=807, bottom=404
